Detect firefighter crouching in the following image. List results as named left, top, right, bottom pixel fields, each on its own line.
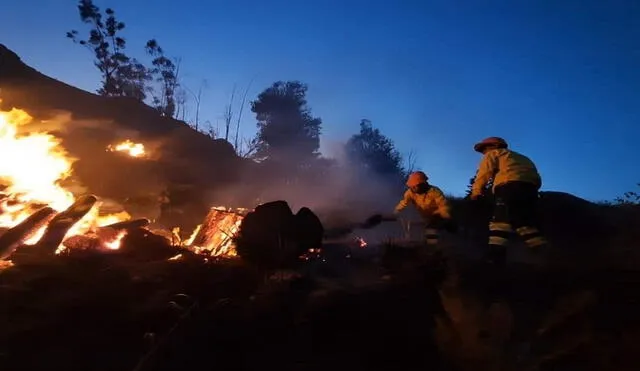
left=394, top=171, right=453, bottom=254
left=469, top=137, right=548, bottom=266
left=392, top=171, right=460, bottom=338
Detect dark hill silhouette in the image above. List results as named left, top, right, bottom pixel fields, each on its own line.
left=0, top=44, right=247, bottom=230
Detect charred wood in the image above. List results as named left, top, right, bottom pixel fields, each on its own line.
left=34, top=195, right=97, bottom=254
left=118, top=228, right=182, bottom=261
left=103, top=218, right=150, bottom=231
left=0, top=206, right=56, bottom=260
left=62, top=234, right=102, bottom=251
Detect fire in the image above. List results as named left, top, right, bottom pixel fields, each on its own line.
left=107, top=139, right=146, bottom=158
left=0, top=260, right=14, bottom=270
left=184, top=207, right=247, bottom=257
left=355, top=236, right=368, bottom=248
left=168, top=253, right=182, bottom=261
left=0, top=106, right=131, bottom=256
left=0, top=108, right=75, bottom=222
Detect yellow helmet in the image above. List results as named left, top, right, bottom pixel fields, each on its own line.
left=406, top=171, right=428, bottom=187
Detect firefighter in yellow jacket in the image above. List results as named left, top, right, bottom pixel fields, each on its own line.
left=470, top=137, right=548, bottom=265
left=394, top=171, right=452, bottom=250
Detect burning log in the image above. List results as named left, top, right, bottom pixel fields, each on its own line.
left=34, top=195, right=97, bottom=253
left=103, top=218, right=150, bottom=231
left=187, top=207, right=245, bottom=256
left=60, top=226, right=125, bottom=253
left=0, top=206, right=56, bottom=259
left=61, top=234, right=102, bottom=252
left=59, top=220, right=151, bottom=253
left=118, top=227, right=186, bottom=261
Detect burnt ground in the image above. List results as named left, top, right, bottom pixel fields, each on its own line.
left=1, top=248, right=640, bottom=371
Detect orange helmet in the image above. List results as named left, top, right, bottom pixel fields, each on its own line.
left=406, top=171, right=428, bottom=187
left=474, top=137, right=508, bottom=153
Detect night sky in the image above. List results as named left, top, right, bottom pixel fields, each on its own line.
left=1, top=0, right=638, bottom=201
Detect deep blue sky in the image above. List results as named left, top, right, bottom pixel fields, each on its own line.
left=1, top=0, right=638, bottom=201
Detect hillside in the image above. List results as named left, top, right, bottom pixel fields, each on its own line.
left=2, top=43, right=640, bottom=371
left=0, top=43, right=251, bottom=229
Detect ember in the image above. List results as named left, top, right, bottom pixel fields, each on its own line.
left=106, top=139, right=146, bottom=158
left=0, top=105, right=131, bottom=260
left=0, top=259, right=13, bottom=270
left=168, top=253, right=183, bottom=261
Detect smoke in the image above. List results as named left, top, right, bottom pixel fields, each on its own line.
left=19, top=110, right=166, bottom=157
left=17, top=110, right=99, bottom=133
left=8, top=103, right=404, bottom=241
left=11, top=108, right=169, bottom=212
left=207, top=138, right=405, bottom=243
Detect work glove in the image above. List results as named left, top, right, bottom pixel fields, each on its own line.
left=443, top=219, right=459, bottom=234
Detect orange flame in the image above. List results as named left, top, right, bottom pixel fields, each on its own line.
left=107, top=139, right=146, bottom=158
left=0, top=106, right=131, bottom=255
left=184, top=206, right=247, bottom=257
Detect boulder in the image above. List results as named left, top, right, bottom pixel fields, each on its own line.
left=235, top=201, right=324, bottom=270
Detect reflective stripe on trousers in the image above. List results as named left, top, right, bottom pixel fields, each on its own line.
left=424, top=227, right=439, bottom=246
left=515, top=226, right=548, bottom=248
left=488, top=221, right=512, bottom=247
left=489, top=222, right=547, bottom=249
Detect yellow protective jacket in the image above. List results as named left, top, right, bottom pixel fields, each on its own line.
left=394, top=185, right=451, bottom=220
left=471, top=148, right=541, bottom=197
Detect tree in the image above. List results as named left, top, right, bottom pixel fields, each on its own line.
left=183, top=80, right=207, bottom=131
left=236, top=137, right=260, bottom=159
left=250, top=81, right=322, bottom=164
left=223, top=85, right=237, bottom=142
left=145, top=40, right=179, bottom=117
left=403, top=149, right=418, bottom=178
left=220, top=80, right=255, bottom=156
left=174, top=88, right=188, bottom=121
left=67, top=0, right=150, bottom=100
left=464, top=174, right=493, bottom=199
left=345, top=119, right=405, bottom=183
left=615, top=183, right=640, bottom=206
left=233, top=79, right=255, bottom=152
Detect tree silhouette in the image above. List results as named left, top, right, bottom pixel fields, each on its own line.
left=250, top=81, right=321, bottom=165
left=345, top=119, right=405, bottom=184
left=464, top=174, right=493, bottom=199
left=145, top=40, right=179, bottom=117
left=67, top=0, right=150, bottom=100
left=615, top=183, right=640, bottom=205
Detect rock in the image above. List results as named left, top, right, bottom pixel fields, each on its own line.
left=235, top=201, right=324, bottom=270
left=294, top=207, right=324, bottom=251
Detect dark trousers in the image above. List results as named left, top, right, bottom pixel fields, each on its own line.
left=486, top=181, right=547, bottom=265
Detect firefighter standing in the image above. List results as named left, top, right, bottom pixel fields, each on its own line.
left=469, top=137, right=548, bottom=266
left=394, top=171, right=452, bottom=251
